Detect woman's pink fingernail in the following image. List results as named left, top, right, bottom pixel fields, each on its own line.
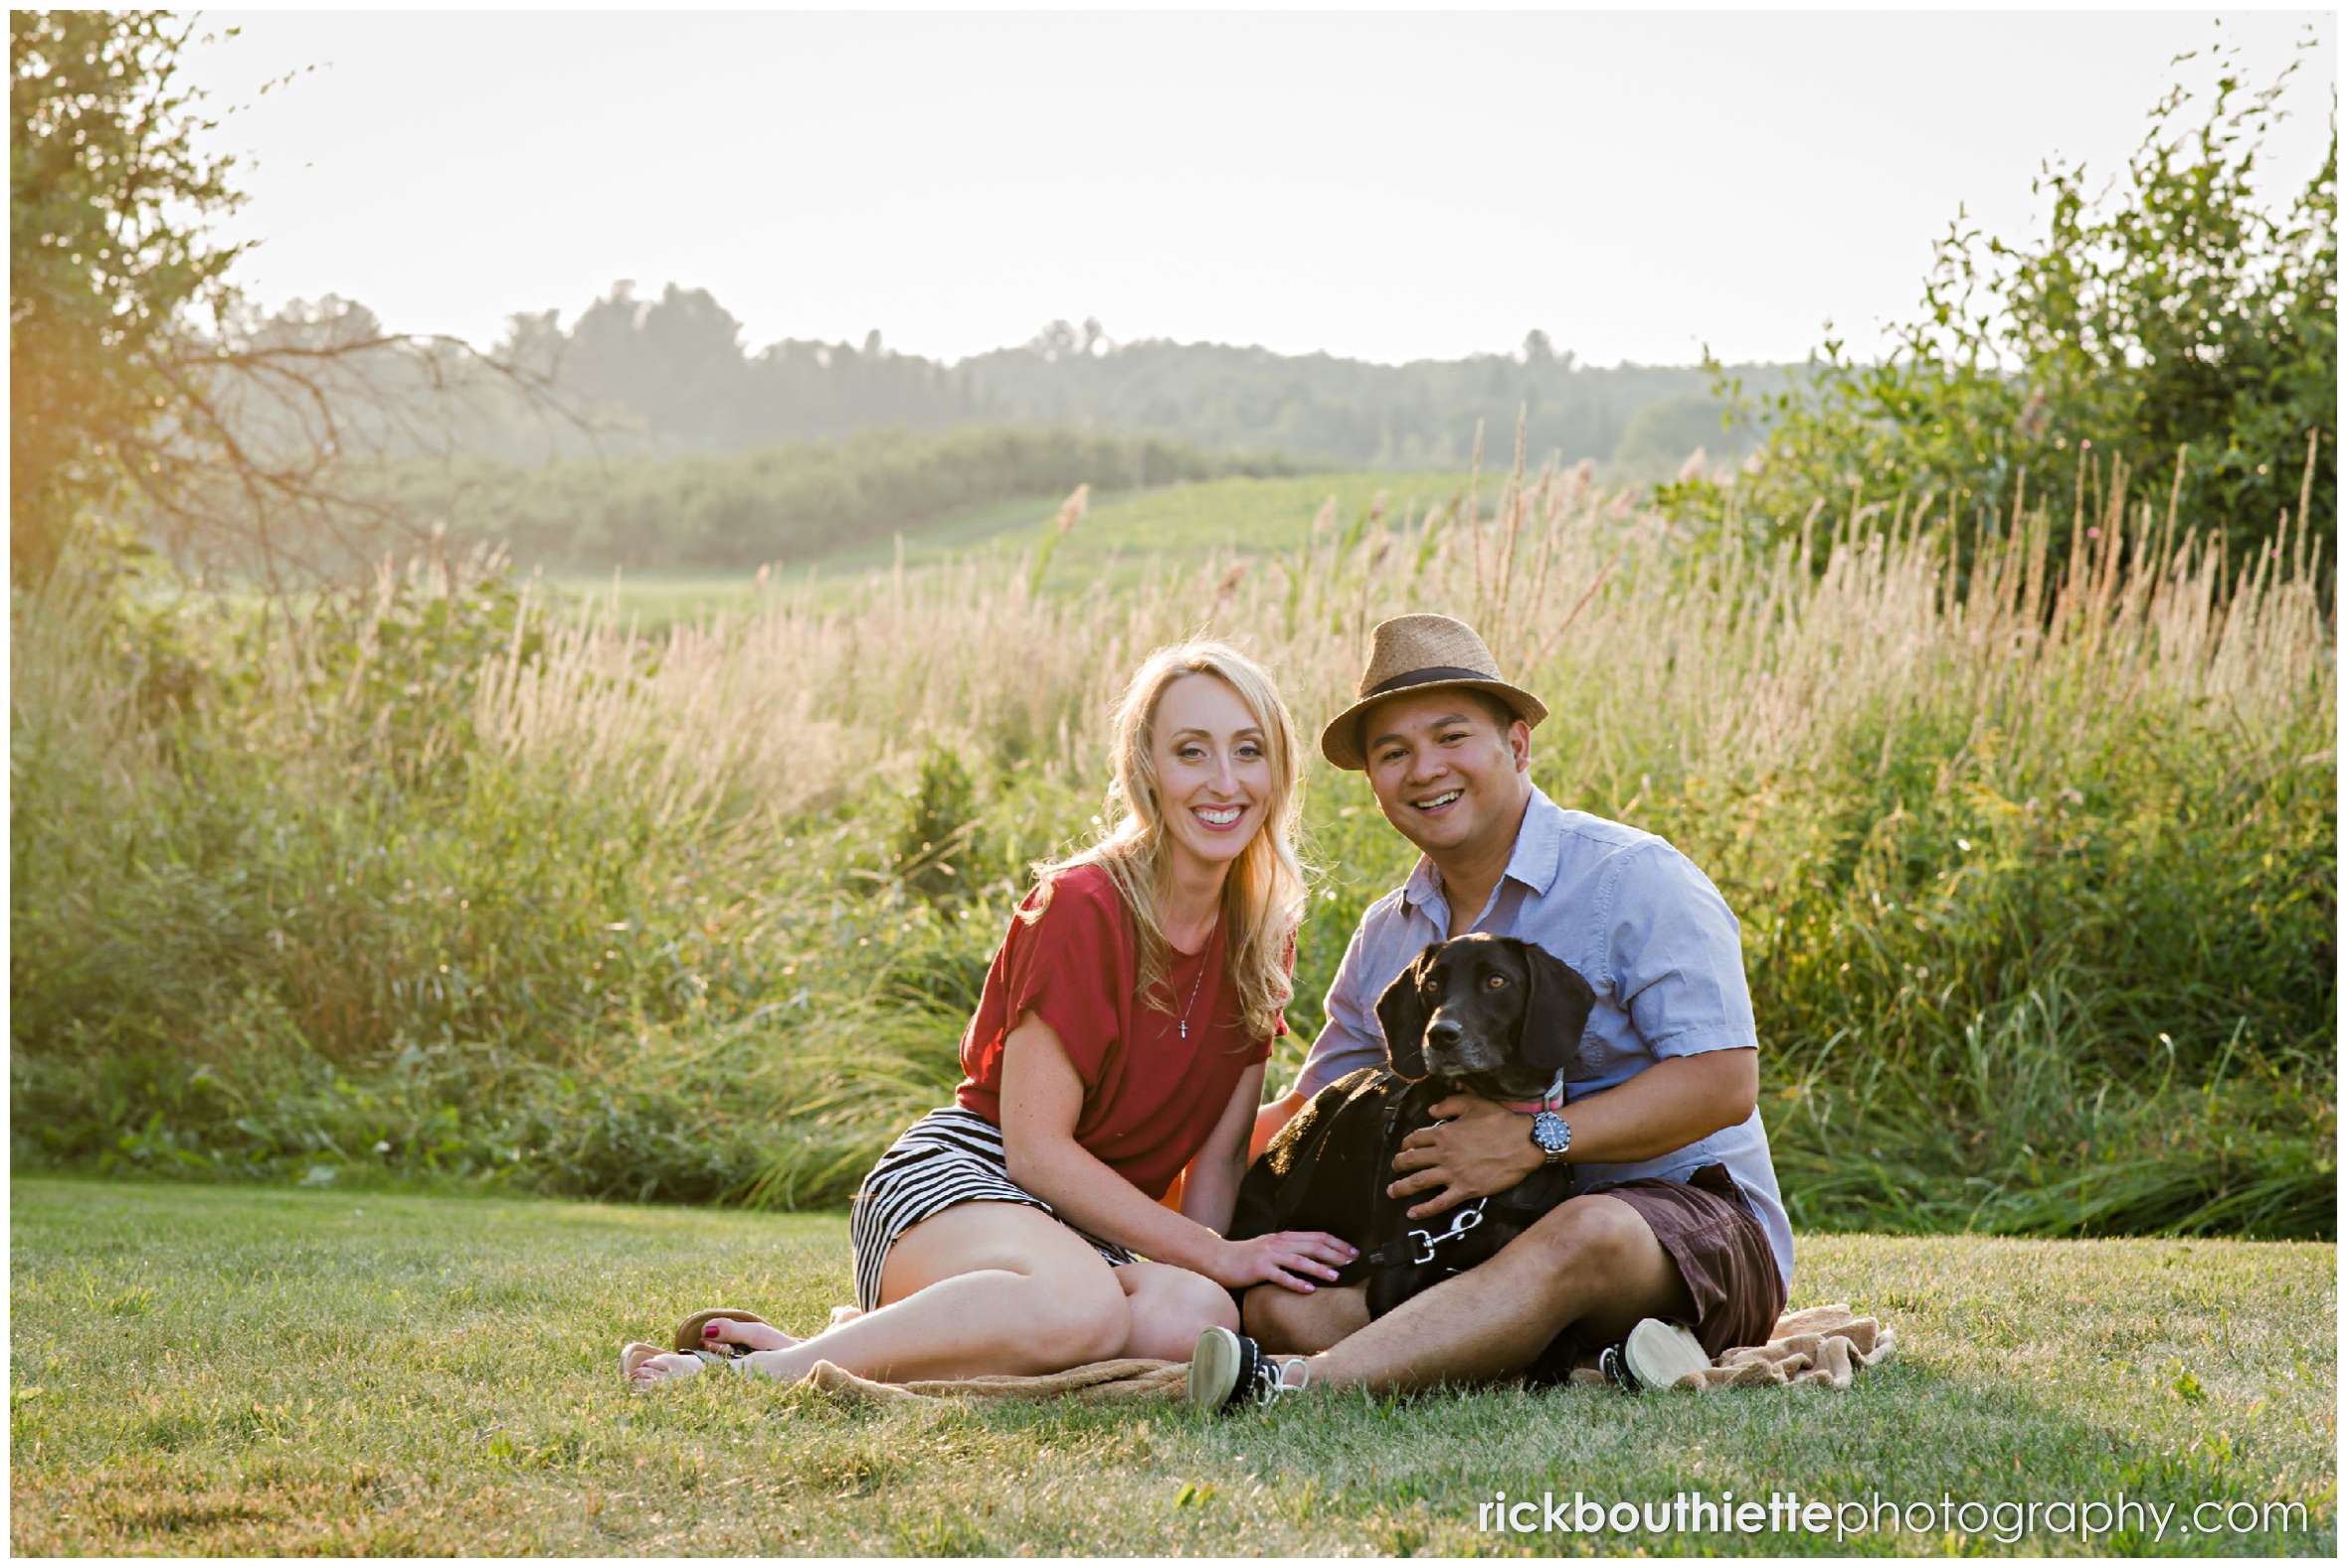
left=704, top=1323, right=720, bottom=1337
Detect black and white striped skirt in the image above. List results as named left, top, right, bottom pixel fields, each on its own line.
left=847, top=1107, right=1140, bottom=1312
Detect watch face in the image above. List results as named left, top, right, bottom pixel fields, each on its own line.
left=1532, top=1111, right=1569, bottom=1152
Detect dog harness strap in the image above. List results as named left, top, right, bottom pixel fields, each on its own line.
left=1347, top=1237, right=1420, bottom=1275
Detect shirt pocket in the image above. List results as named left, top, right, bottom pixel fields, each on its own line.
left=1575, top=1026, right=1608, bottom=1071
left=1574, top=1014, right=1639, bottom=1078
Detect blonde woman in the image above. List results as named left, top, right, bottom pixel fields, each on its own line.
left=625, top=641, right=1355, bottom=1386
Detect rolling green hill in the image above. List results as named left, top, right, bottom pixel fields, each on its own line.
left=540, top=470, right=1472, bottom=626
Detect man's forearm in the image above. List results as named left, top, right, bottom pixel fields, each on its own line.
left=1391, top=1049, right=1761, bottom=1215
left=1559, top=1050, right=1757, bottom=1164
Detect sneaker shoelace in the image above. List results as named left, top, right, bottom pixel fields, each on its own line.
left=1249, top=1357, right=1310, bottom=1408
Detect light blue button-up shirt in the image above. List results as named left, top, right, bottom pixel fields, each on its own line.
left=1294, top=786, right=1794, bottom=1290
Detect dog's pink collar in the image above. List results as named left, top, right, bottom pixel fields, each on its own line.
left=1499, top=1070, right=1567, bottom=1115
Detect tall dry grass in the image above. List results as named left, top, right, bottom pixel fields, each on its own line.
left=11, top=454, right=2334, bottom=1230
left=451, top=450, right=2331, bottom=845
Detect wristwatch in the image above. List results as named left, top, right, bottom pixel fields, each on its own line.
left=1529, top=1109, right=1571, bottom=1165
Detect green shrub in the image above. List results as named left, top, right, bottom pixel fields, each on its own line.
left=896, top=747, right=985, bottom=912
left=1672, top=30, right=2336, bottom=574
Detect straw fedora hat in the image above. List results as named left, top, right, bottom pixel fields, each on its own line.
left=1320, top=613, right=1547, bottom=771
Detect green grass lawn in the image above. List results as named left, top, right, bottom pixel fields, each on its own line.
left=10, top=1177, right=2333, bottom=1556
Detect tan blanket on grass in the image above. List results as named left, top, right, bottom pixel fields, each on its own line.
left=799, top=1303, right=1895, bottom=1406
left=1563, top=1303, right=1897, bottom=1391
left=805, top=1354, right=1189, bottom=1405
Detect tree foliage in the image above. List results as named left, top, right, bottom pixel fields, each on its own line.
left=1681, top=27, right=2336, bottom=568
left=465, top=286, right=1779, bottom=472
left=11, top=12, right=568, bottom=582
left=10, top=10, right=249, bottom=575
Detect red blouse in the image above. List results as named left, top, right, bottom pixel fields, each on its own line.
left=955, top=863, right=1285, bottom=1200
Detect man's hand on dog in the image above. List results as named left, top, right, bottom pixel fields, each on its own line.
left=1386, top=1095, right=1543, bottom=1218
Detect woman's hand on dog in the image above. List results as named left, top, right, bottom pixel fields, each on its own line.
left=1386, top=1095, right=1544, bottom=1218
left=1212, top=1230, right=1358, bottom=1293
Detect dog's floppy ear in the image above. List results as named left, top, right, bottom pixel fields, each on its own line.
left=1514, top=942, right=1597, bottom=1082
left=1374, top=942, right=1445, bottom=1080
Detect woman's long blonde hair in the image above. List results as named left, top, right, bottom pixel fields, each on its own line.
left=1025, top=640, right=1309, bottom=1041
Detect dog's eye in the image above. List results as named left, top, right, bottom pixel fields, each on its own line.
left=1485, top=974, right=1509, bottom=989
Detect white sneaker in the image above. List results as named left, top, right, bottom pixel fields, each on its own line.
left=1602, top=1318, right=1710, bottom=1392
left=1185, top=1325, right=1311, bottom=1413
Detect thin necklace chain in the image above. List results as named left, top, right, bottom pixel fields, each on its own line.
left=1175, top=916, right=1217, bottom=1040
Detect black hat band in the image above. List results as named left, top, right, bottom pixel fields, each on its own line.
left=1363, top=665, right=1502, bottom=699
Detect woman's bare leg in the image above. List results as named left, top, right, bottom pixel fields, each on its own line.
left=631, top=1203, right=1132, bottom=1386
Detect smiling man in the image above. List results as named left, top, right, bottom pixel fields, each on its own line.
left=1186, top=613, right=1793, bottom=1411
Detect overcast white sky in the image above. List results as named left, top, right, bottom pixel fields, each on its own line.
left=183, top=7, right=2336, bottom=367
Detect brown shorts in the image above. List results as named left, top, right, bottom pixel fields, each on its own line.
left=1526, top=1162, right=1786, bottom=1385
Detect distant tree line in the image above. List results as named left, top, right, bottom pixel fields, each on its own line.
left=953, top=323, right=1777, bottom=473
left=242, top=283, right=1775, bottom=477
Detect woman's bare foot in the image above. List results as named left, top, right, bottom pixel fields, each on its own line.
left=623, top=1342, right=707, bottom=1386
left=699, top=1315, right=801, bottom=1354
left=623, top=1316, right=812, bottom=1387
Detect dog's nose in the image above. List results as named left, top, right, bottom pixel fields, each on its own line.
left=1425, top=1017, right=1463, bottom=1049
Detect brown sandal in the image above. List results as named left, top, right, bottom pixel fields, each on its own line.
left=671, top=1307, right=772, bottom=1358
